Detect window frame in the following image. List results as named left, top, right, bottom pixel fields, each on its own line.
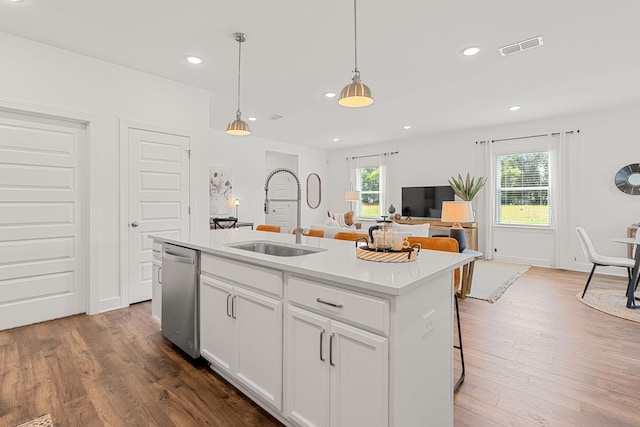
left=494, top=150, right=552, bottom=229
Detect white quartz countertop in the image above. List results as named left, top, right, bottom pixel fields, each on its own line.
left=150, top=229, right=473, bottom=296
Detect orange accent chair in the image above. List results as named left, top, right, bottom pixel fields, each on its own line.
left=334, top=232, right=369, bottom=243
left=255, top=224, right=281, bottom=233
left=292, top=229, right=324, bottom=238
left=406, top=236, right=466, bottom=392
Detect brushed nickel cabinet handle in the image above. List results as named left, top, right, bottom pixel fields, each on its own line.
left=320, top=329, right=326, bottom=362
left=231, top=295, right=237, bottom=319
left=317, top=298, right=343, bottom=309
left=226, top=293, right=232, bottom=317
left=329, top=333, right=336, bottom=367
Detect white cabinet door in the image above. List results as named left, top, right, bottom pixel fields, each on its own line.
left=151, top=260, right=162, bottom=322
left=235, top=287, right=283, bottom=410
left=286, top=306, right=331, bottom=427
left=330, top=321, right=389, bottom=427
left=200, top=275, right=235, bottom=375
left=285, top=306, right=388, bottom=427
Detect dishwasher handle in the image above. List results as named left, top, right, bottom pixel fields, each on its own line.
left=163, top=251, right=195, bottom=265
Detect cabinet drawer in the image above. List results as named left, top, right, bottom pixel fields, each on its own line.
left=288, top=276, right=389, bottom=335
left=201, top=253, right=283, bottom=297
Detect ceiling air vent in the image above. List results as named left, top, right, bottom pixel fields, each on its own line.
left=268, top=114, right=284, bottom=120
left=498, top=36, right=544, bottom=57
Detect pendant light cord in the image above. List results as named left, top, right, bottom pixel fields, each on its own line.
left=236, top=34, right=243, bottom=116
left=353, top=0, right=359, bottom=75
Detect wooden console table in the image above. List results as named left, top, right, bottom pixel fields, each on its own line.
left=395, top=218, right=478, bottom=251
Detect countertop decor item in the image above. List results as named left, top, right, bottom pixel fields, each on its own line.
left=448, top=172, right=487, bottom=201
left=614, top=163, right=640, bottom=195
left=356, top=245, right=419, bottom=262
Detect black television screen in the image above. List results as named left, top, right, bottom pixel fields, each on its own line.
left=401, top=186, right=455, bottom=218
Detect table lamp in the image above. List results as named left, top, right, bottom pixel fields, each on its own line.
left=441, top=201, right=473, bottom=252
left=234, top=199, right=240, bottom=219
left=345, top=190, right=359, bottom=211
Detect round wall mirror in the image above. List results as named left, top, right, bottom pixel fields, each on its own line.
left=615, top=163, right=640, bottom=195
left=306, top=173, right=321, bottom=209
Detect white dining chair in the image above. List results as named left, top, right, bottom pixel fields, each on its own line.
left=575, top=227, right=634, bottom=298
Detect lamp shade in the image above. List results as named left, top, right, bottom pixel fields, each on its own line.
left=338, top=74, right=374, bottom=108
left=441, top=201, right=473, bottom=224
left=234, top=199, right=240, bottom=206
left=226, top=118, right=251, bottom=136
left=344, top=190, right=360, bottom=201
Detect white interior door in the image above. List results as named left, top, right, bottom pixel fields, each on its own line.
left=127, top=127, right=190, bottom=304
left=267, top=174, right=295, bottom=233
left=0, top=111, right=87, bottom=330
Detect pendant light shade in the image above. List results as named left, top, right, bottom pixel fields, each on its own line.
left=339, top=0, right=373, bottom=108
left=339, top=72, right=373, bottom=107
left=226, top=32, right=251, bottom=136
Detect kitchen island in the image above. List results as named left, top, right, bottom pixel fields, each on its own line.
left=151, top=229, right=472, bottom=427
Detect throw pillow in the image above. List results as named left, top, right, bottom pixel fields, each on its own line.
left=344, top=210, right=355, bottom=226
left=324, top=217, right=340, bottom=227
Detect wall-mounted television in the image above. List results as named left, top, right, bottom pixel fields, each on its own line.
left=401, top=186, right=455, bottom=219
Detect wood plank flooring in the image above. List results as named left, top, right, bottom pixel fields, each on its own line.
left=1, top=267, right=639, bottom=426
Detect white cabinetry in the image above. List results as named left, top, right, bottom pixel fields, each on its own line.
left=151, top=241, right=162, bottom=322
left=199, top=255, right=283, bottom=411
left=286, top=277, right=389, bottom=427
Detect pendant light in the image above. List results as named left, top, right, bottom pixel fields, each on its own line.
left=226, top=32, right=251, bottom=136
left=338, top=0, right=374, bottom=108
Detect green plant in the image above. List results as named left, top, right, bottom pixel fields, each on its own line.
left=448, top=173, right=487, bottom=201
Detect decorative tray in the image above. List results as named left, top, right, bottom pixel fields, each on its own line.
left=355, top=245, right=419, bottom=263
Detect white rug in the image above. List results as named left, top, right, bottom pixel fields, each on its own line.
left=467, top=260, right=530, bottom=302
left=576, top=289, right=640, bottom=323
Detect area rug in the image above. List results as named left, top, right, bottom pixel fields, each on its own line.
left=466, top=260, right=530, bottom=302
left=16, top=414, right=52, bottom=427
left=576, top=289, right=640, bottom=323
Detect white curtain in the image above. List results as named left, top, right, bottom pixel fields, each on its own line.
left=477, top=140, right=495, bottom=259
left=550, top=131, right=579, bottom=268
left=379, top=152, right=396, bottom=215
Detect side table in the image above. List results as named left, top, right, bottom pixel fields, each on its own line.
left=459, top=249, right=483, bottom=299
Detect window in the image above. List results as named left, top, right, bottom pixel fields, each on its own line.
left=495, top=151, right=550, bottom=226
left=356, top=165, right=381, bottom=218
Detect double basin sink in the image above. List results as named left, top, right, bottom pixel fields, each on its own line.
left=226, top=241, right=327, bottom=257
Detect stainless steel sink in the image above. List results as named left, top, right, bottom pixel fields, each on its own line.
left=226, top=241, right=326, bottom=257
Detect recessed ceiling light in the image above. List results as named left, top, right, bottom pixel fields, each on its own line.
left=462, top=46, right=481, bottom=56
left=324, top=92, right=337, bottom=98
left=8, top=0, right=25, bottom=2
left=247, top=117, right=257, bottom=121
left=403, top=125, right=412, bottom=130
left=332, top=138, right=340, bottom=142
left=185, top=56, right=203, bottom=64
left=508, top=105, right=521, bottom=111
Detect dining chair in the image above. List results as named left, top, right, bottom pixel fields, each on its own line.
left=406, top=236, right=465, bottom=392
left=575, top=227, right=634, bottom=298
left=292, top=229, right=324, bottom=238
left=255, top=224, right=281, bottom=233
left=334, top=232, right=369, bottom=243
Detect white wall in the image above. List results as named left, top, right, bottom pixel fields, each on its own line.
left=0, top=33, right=211, bottom=312
left=199, top=129, right=328, bottom=236
left=327, top=103, right=640, bottom=274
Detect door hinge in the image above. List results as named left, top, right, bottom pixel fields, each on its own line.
left=185, top=149, right=192, bottom=158
left=188, top=206, right=191, bottom=215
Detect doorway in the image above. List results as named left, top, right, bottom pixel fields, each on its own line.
left=265, top=151, right=298, bottom=233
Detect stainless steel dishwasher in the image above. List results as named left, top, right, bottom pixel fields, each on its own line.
left=161, top=243, right=200, bottom=358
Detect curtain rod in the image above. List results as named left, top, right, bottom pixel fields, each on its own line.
left=350, top=151, right=398, bottom=160
left=478, top=129, right=580, bottom=144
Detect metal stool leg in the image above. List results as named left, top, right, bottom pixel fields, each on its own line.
left=454, top=293, right=465, bottom=392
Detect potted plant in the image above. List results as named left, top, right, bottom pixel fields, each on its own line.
left=448, top=173, right=487, bottom=201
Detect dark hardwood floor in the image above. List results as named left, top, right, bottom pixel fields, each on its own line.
left=1, top=267, right=638, bottom=426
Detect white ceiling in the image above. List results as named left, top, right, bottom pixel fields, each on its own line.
left=2, top=0, right=640, bottom=149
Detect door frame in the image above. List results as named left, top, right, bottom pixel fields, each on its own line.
left=119, top=120, right=194, bottom=308
left=0, top=97, right=99, bottom=314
